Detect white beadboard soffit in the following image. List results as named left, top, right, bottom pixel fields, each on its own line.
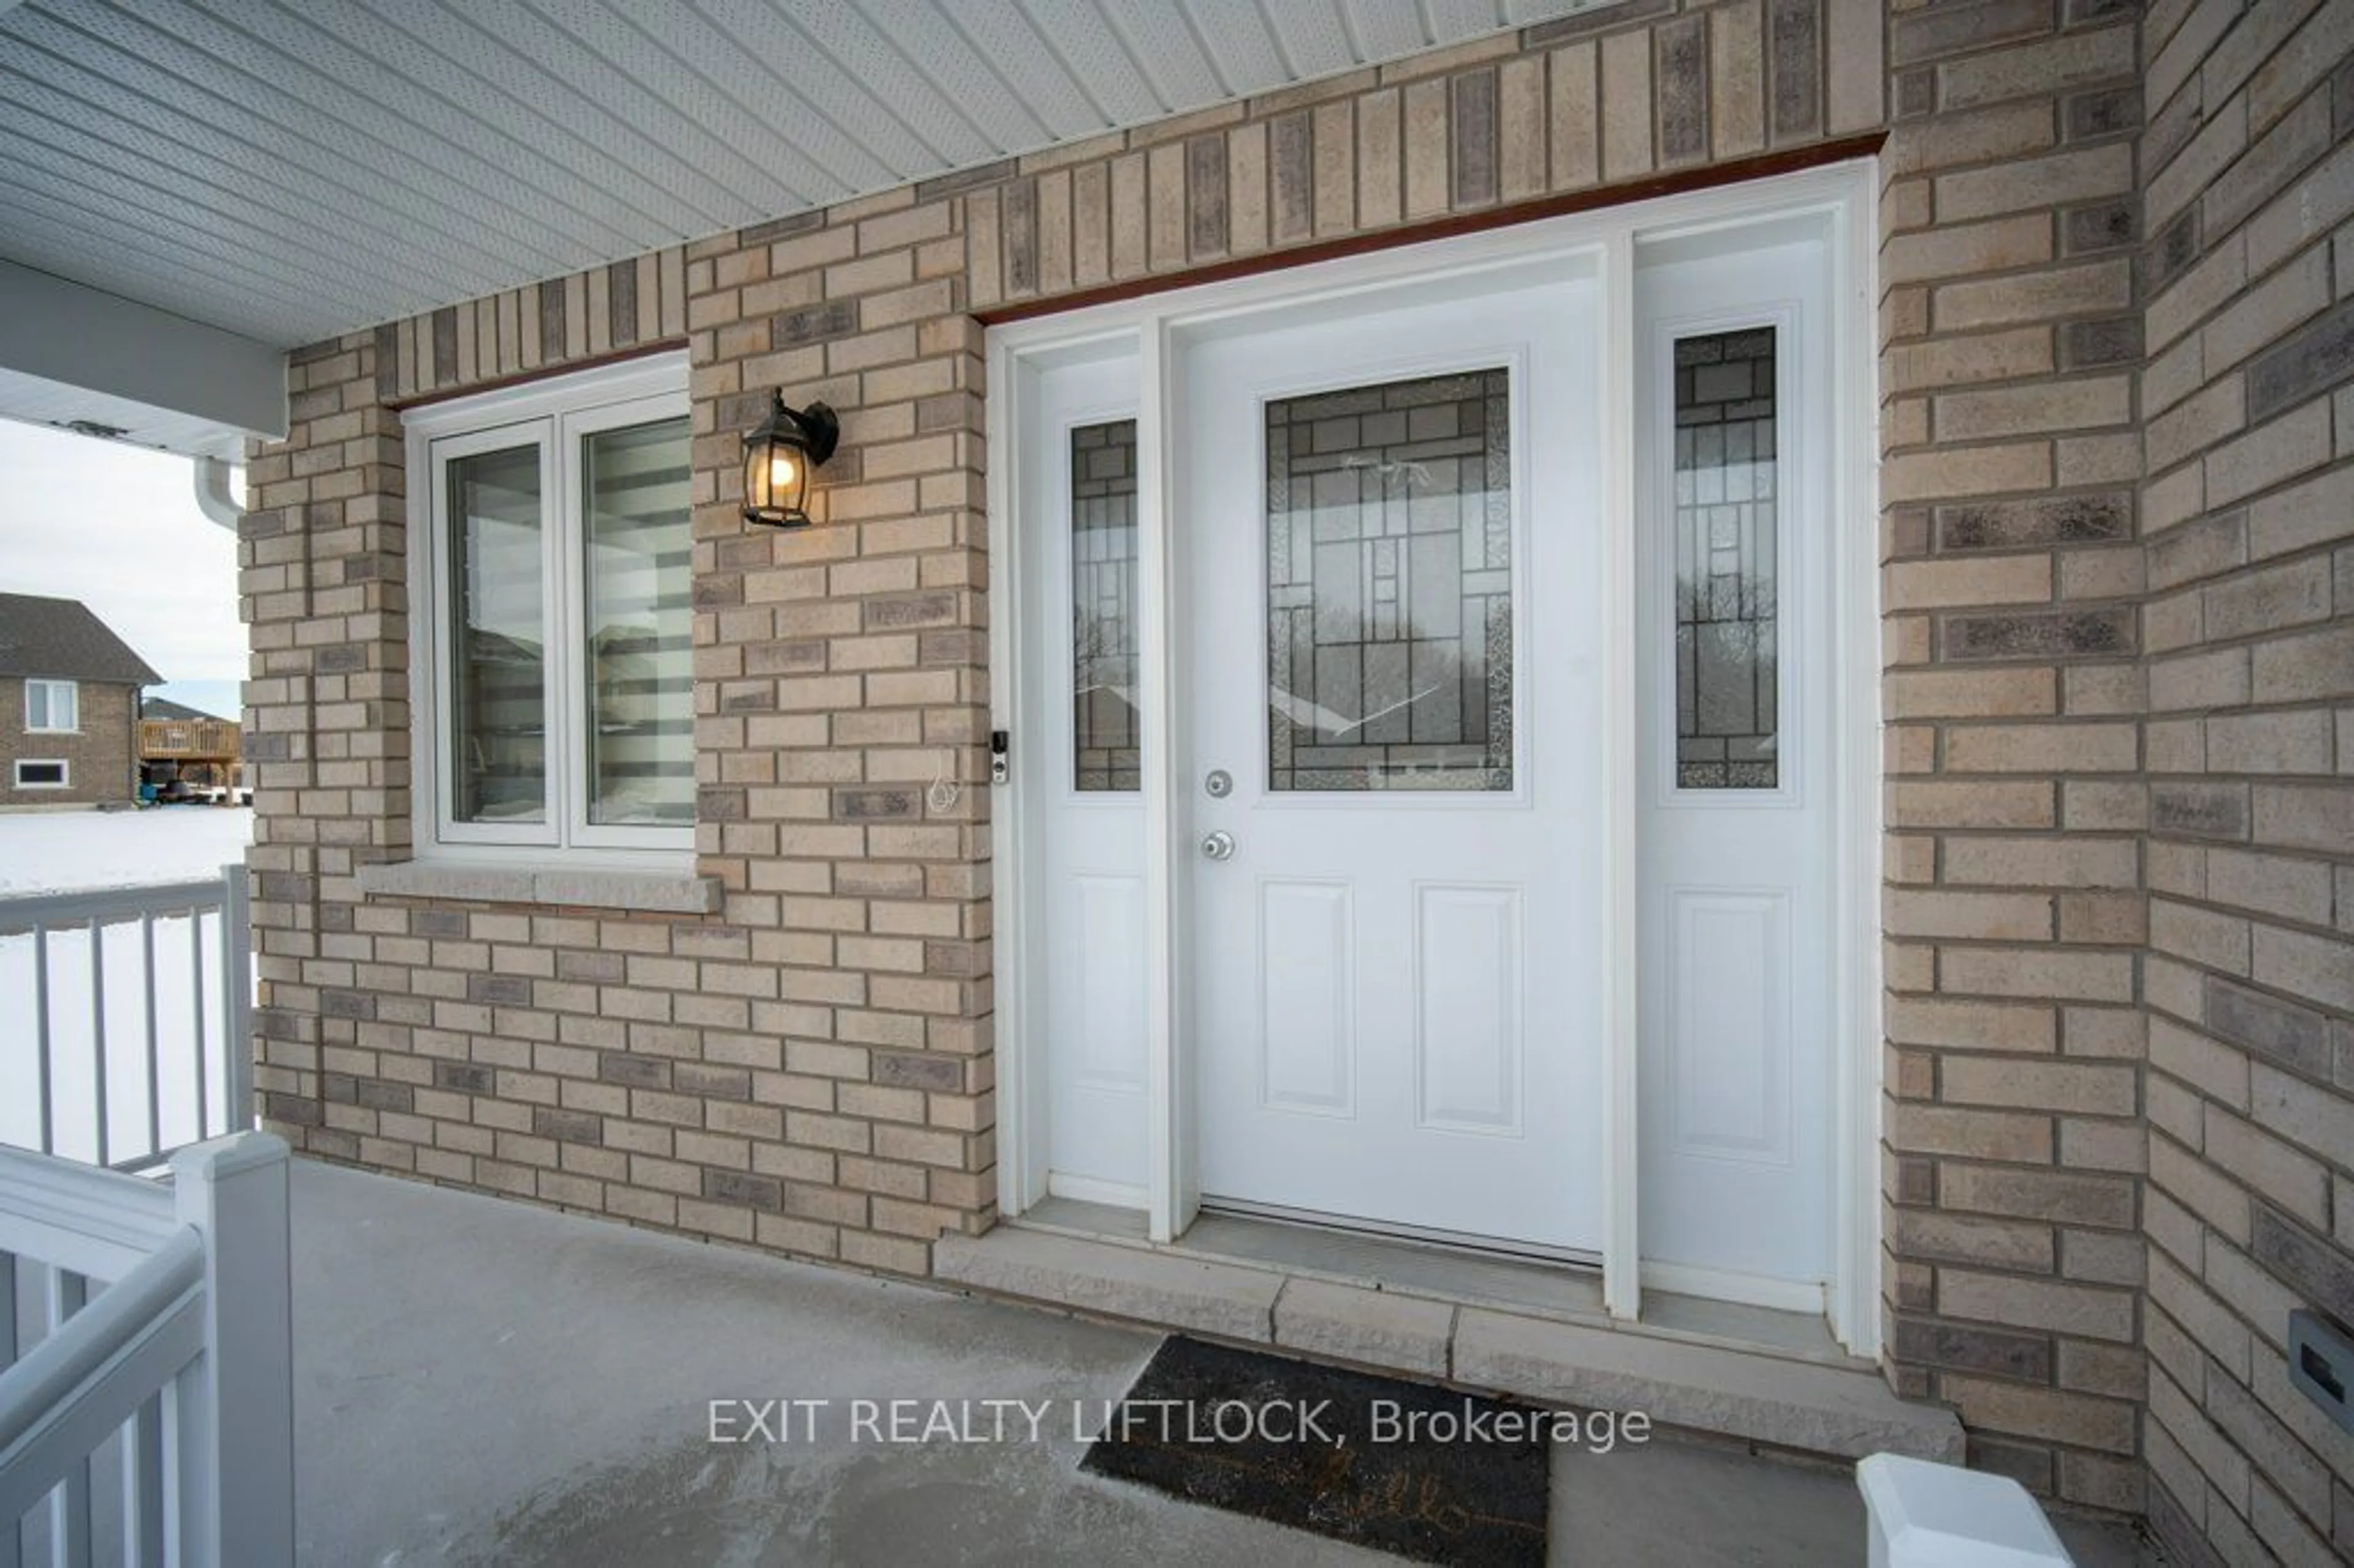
left=0, top=0, right=1622, bottom=351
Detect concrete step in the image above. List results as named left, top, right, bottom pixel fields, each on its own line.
left=935, top=1224, right=1284, bottom=1343
left=932, top=1225, right=1962, bottom=1465
left=1451, top=1307, right=1962, bottom=1463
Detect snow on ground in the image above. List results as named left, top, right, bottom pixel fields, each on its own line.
left=0, top=805, right=252, bottom=893
left=0, top=808, right=256, bottom=1164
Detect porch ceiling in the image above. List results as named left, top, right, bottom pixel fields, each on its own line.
left=0, top=0, right=1613, bottom=354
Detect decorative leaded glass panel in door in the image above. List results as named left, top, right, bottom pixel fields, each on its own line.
left=1671, top=327, right=1780, bottom=790
left=1072, top=419, right=1140, bottom=791
left=1264, top=368, right=1514, bottom=792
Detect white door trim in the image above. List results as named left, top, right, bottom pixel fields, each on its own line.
left=1599, top=226, right=1642, bottom=1323
left=1138, top=319, right=1189, bottom=1244
left=983, top=341, right=1038, bottom=1214
left=1830, top=169, right=1886, bottom=1359
left=986, top=160, right=1881, bottom=1354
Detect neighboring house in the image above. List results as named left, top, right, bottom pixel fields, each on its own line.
left=0, top=592, right=160, bottom=809
left=140, top=695, right=245, bottom=801
left=2, top=4, right=2350, bottom=1563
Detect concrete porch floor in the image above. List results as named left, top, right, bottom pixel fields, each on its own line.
left=290, top=1159, right=2160, bottom=1566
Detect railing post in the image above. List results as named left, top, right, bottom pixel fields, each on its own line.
left=218, top=866, right=254, bottom=1135
left=32, top=926, right=52, bottom=1155
left=169, top=1132, right=292, bottom=1568
left=45, top=1270, right=90, bottom=1568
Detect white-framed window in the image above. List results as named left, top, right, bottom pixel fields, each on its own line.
left=14, top=759, right=68, bottom=789
left=24, top=679, right=77, bottom=733
left=404, top=353, right=693, bottom=865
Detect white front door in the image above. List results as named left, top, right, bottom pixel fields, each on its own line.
left=1178, top=272, right=1606, bottom=1254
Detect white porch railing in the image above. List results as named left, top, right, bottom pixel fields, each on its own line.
left=0, top=1133, right=293, bottom=1567
left=0, top=869, right=253, bottom=1171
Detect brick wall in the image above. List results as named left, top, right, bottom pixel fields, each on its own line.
left=2133, top=0, right=2354, bottom=1560
left=1876, top=0, right=2152, bottom=1516
left=0, top=677, right=139, bottom=806
left=237, top=1, right=2354, bottom=1547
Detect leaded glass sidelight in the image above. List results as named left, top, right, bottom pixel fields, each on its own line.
left=1265, top=369, right=1514, bottom=792
left=1671, top=328, right=1780, bottom=790
left=1072, top=419, right=1141, bottom=791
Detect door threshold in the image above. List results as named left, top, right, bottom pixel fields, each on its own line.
left=938, top=1209, right=1955, bottom=1463
left=1200, top=1195, right=1599, bottom=1268
left=1010, top=1195, right=1862, bottom=1372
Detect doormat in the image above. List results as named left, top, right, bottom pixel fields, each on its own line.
left=1080, top=1336, right=1548, bottom=1566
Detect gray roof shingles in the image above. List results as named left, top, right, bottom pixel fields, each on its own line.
left=141, top=695, right=226, bottom=722
left=0, top=593, right=163, bottom=686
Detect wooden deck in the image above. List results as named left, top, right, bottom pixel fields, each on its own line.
left=139, top=717, right=240, bottom=763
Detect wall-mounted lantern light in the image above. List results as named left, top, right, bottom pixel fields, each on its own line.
left=741, top=390, right=839, bottom=528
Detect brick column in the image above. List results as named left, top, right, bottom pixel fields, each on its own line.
left=1876, top=0, right=2149, bottom=1512
left=242, top=333, right=407, bottom=1162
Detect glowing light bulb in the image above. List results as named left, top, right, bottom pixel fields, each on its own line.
left=769, top=452, right=799, bottom=490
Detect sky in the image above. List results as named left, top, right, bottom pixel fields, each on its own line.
left=0, top=421, right=245, bottom=720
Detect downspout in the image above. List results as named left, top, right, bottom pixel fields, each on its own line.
left=193, top=457, right=242, bottom=531
left=191, top=457, right=242, bottom=801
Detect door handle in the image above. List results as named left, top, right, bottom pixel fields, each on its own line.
left=1200, top=831, right=1236, bottom=862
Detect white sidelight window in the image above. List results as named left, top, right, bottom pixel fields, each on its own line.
left=404, top=354, right=693, bottom=863
left=24, top=679, right=78, bottom=732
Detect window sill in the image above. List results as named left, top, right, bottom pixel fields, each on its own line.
left=356, top=859, right=722, bottom=915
